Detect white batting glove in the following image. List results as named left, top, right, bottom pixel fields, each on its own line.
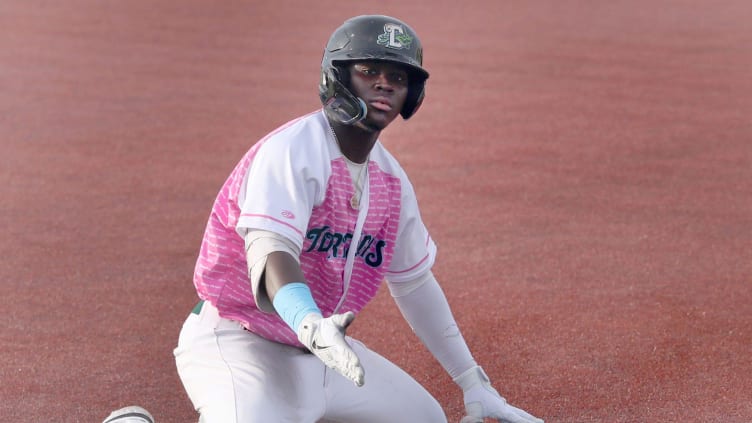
left=455, top=366, right=544, bottom=423
left=298, top=311, right=365, bottom=387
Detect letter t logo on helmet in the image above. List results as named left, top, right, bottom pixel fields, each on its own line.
left=377, top=23, right=413, bottom=49
left=319, top=15, right=430, bottom=125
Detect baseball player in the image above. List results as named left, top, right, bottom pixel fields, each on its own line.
left=171, top=15, right=544, bottom=423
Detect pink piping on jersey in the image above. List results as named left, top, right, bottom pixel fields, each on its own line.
left=239, top=213, right=304, bottom=237
left=387, top=234, right=432, bottom=274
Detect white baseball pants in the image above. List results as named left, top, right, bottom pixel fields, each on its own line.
left=174, top=301, right=447, bottom=423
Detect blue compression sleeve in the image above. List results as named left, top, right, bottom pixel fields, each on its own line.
left=272, top=282, right=322, bottom=333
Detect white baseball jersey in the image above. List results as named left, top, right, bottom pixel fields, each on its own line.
left=193, top=109, right=436, bottom=347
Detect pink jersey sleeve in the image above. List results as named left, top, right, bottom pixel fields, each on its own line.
left=236, top=112, right=333, bottom=250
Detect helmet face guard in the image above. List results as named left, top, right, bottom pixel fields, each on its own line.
left=319, top=15, right=430, bottom=125
left=319, top=67, right=368, bottom=125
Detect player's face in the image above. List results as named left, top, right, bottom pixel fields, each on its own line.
left=347, top=61, right=409, bottom=130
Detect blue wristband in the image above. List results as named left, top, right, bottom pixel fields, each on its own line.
left=272, top=282, right=322, bottom=332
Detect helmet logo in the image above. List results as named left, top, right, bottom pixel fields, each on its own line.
left=377, top=23, right=413, bottom=49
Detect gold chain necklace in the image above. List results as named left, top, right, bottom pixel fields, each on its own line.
left=330, top=126, right=369, bottom=210
left=350, top=161, right=367, bottom=209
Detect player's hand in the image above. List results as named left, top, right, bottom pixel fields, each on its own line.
left=455, top=366, right=543, bottom=423
left=297, top=311, right=365, bottom=387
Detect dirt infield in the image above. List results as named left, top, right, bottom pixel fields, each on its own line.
left=2, top=1, right=751, bottom=422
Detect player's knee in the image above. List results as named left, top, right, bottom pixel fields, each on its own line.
left=416, top=394, right=448, bottom=423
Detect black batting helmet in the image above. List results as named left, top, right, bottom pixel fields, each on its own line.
left=319, top=15, right=430, bottom=125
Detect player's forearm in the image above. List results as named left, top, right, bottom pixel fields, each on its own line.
left=243, top=231, right=321, bottom=335
left=244, top=229, right=303, bottom=312
left=390, top=272, right=477, bottom=379
left=264, top=251, right=307, bottom=300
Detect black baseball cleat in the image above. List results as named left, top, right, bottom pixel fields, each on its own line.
left=102, top=406, right=155, bottom=423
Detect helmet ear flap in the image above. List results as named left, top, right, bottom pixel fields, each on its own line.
left=401, top=80, right=426, bottom=120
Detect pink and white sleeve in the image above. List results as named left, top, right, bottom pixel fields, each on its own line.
left=236, top=139, right=324, bottom=251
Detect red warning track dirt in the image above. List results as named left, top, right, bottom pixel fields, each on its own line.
left=2, top=1, right=751, bottom=422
